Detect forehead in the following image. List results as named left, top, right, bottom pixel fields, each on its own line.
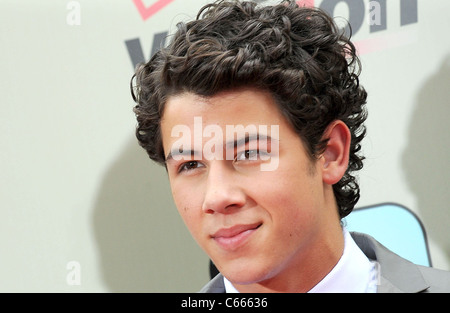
left=161, top=88, right=283, bottom=127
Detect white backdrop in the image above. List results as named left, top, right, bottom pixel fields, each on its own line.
left=1, top=0, right=449, bottom=292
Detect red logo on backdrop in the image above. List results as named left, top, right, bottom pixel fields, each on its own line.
left=133, top=0, right=175, bottom=21
left=132, top=0, right=312, bottom=21
left=297, top=0, right=315, bottom=7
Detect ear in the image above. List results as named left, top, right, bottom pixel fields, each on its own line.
left=320, top=120, right=351, bottom=185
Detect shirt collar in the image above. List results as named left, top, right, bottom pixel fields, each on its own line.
left=308, top=228, right=377, bottom=293
left=224, top=275, right=239, bottom=293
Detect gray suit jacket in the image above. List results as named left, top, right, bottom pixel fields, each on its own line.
left=199, top=232, right=450, bottom=293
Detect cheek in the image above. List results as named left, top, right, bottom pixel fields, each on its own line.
left=171, top=183, right=204, bottom=235
left=262, top=170, right=321, bottom=232
left=265, top=191, right=320, bottom=261
left=271, top=194, right=312, bottom=231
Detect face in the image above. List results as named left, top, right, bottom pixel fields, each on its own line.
left=161, top=88, right=339, bottom=288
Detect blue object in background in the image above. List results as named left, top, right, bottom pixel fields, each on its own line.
left=344, top=202, right=432, bottom=267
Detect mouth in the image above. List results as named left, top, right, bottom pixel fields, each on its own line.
left=211, top=223, right=262, bottom=251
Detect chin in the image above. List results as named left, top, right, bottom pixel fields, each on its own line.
left=217, top=258, right=277, bottom=286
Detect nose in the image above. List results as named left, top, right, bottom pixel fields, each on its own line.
left=202, top=162, right=246, bottom=214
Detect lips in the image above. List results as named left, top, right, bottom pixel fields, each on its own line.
left=211, top=223, right=262, bottom=251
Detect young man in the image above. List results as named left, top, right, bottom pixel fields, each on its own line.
left=131, top=0, right=450, bottom=292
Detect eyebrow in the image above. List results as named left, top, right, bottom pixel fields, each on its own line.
left=165, top=133, right=276, bottom=162
left=225, top=133, right=272, bottom=150
left=165, top=149, right=202, bottom=163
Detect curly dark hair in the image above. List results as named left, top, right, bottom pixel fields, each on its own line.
left=131, top=0, right=368, bottom=218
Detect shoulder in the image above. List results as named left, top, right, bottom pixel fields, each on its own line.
left=417, top=265, right=450, bottom=293
left=351, top=231, right=450, bottom=293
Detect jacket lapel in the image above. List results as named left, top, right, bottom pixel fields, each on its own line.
left=199, top=273, right=226, bottom=293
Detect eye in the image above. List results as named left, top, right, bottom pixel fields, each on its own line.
left=235, top=149, right=260, bottom=161
left=178, top=161, right=204, bottom=173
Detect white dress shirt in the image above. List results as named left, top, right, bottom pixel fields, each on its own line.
left=224, top=228, right=379, bottom=293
